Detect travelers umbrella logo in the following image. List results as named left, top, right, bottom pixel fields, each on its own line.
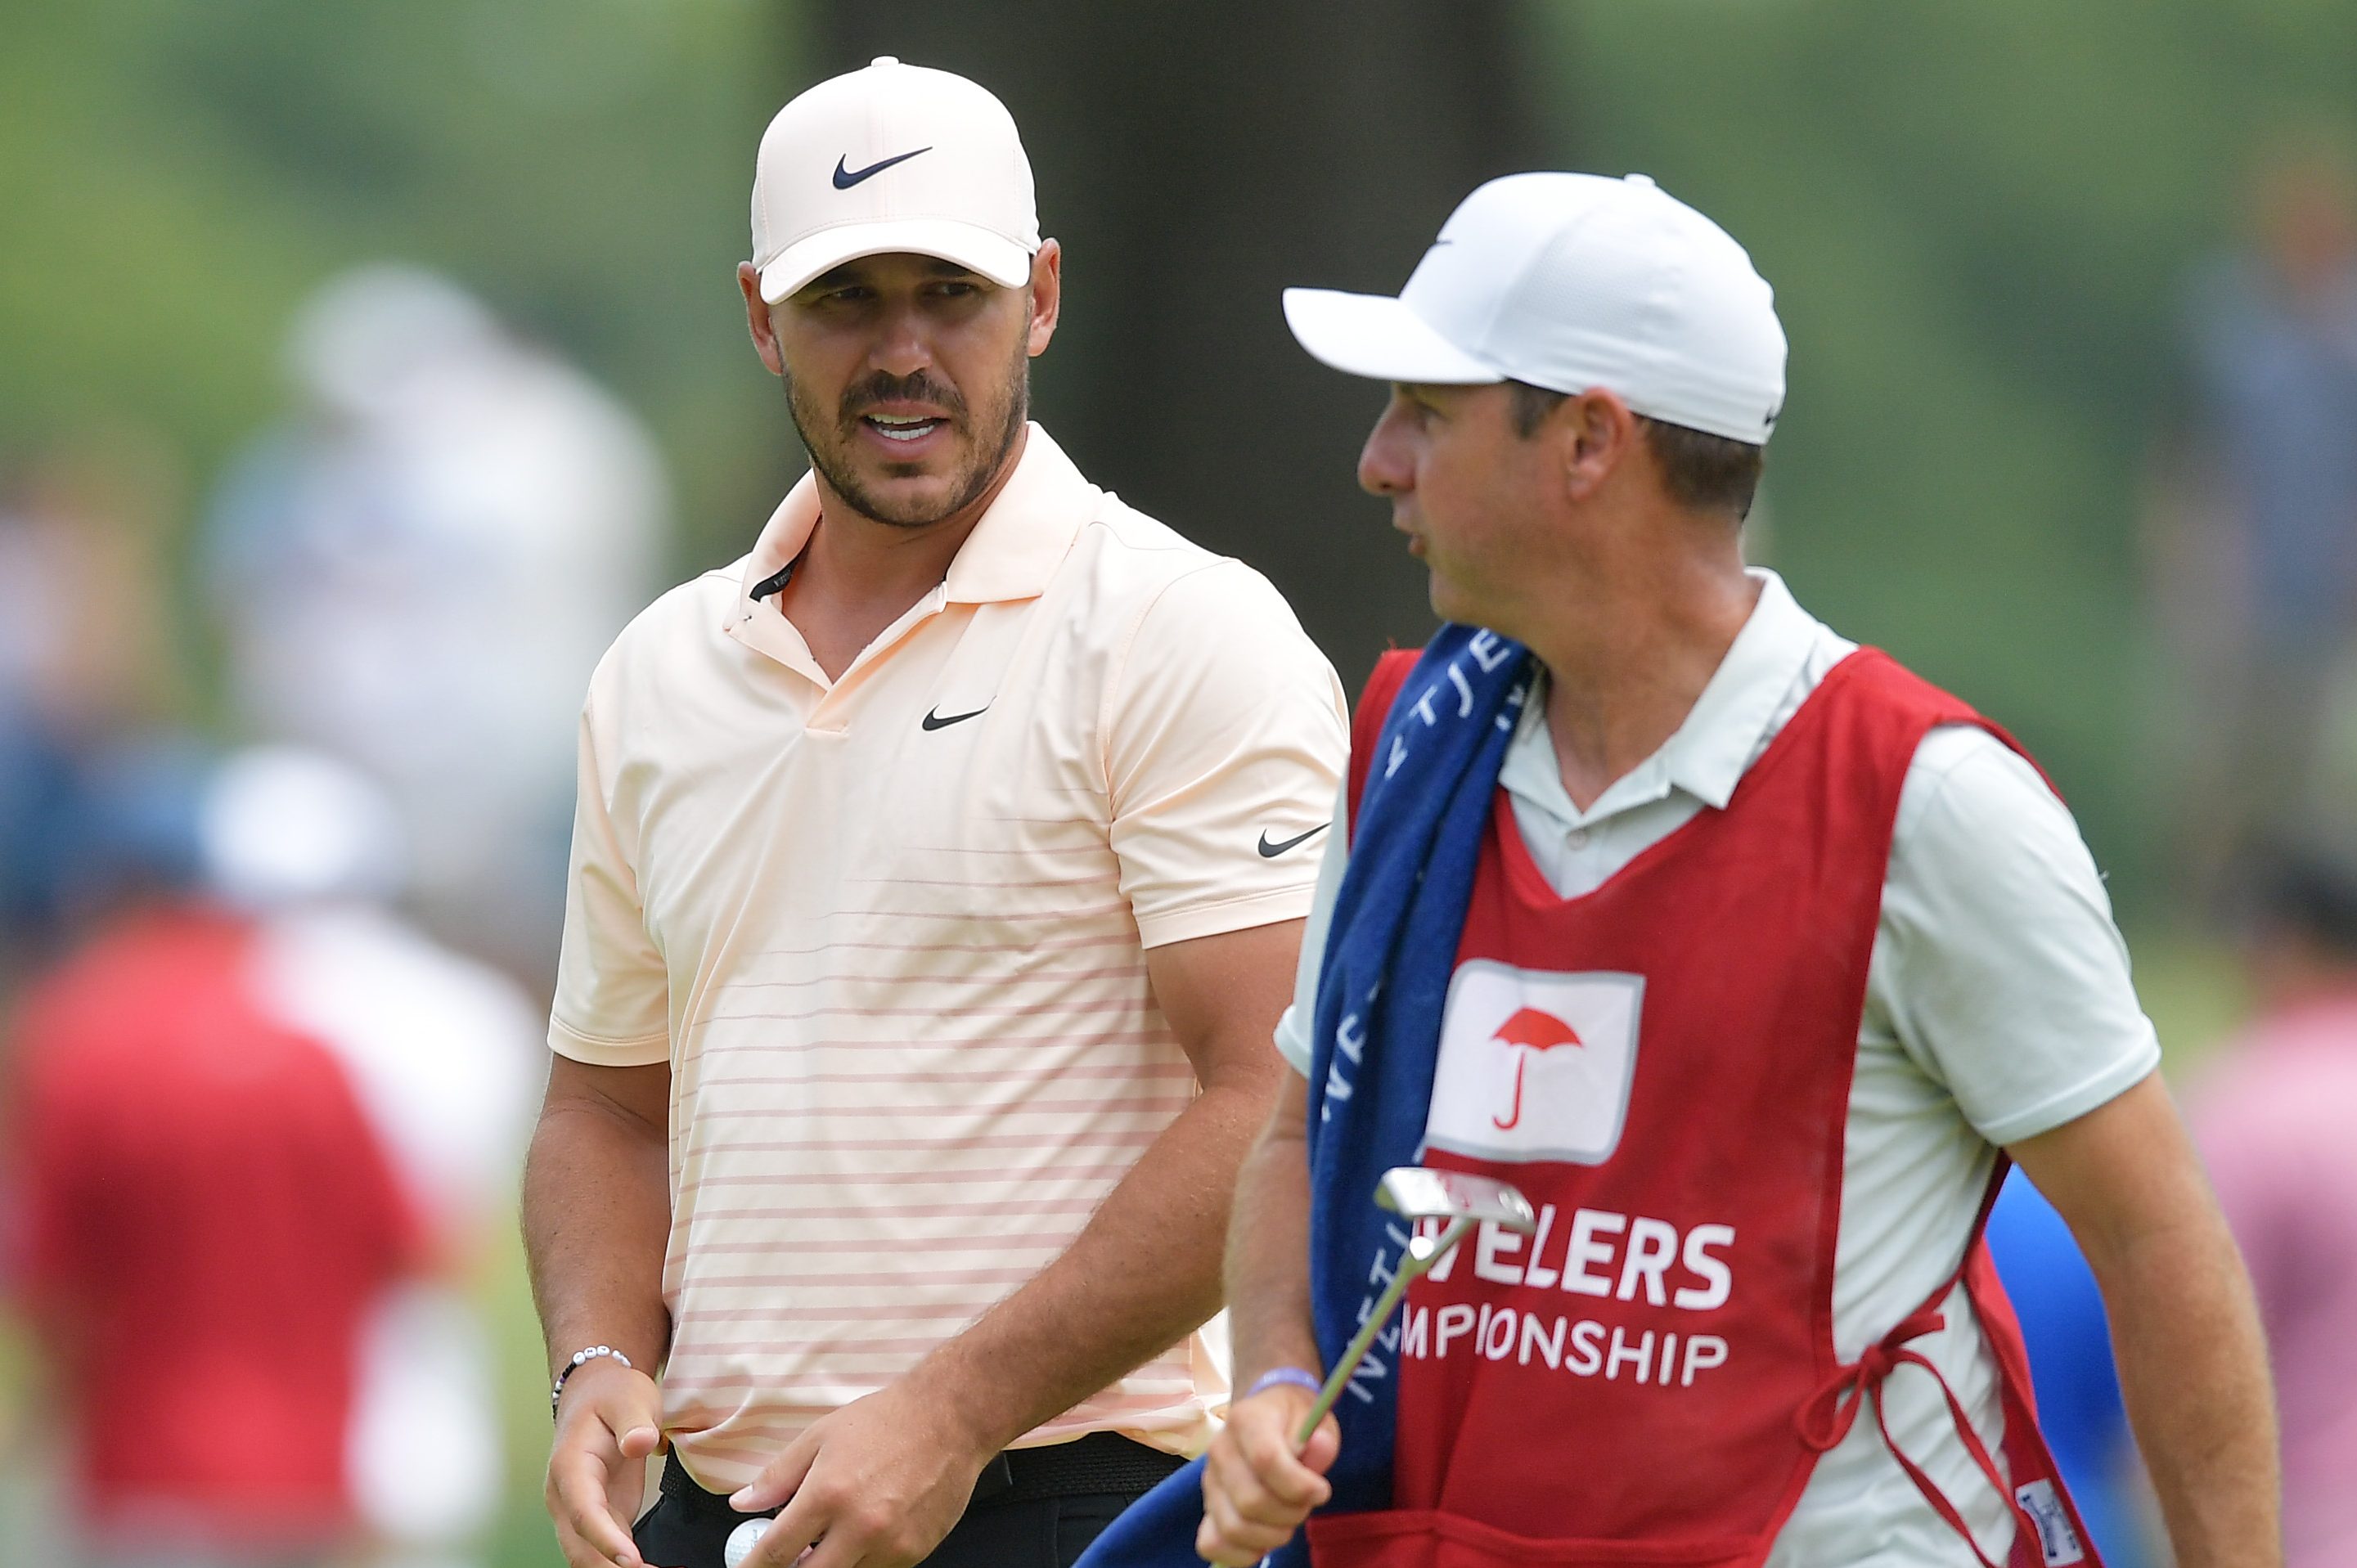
left=1426, top=963, right=1644, bottom=1165
left=1487, top=1007, right=1583, bottom=1130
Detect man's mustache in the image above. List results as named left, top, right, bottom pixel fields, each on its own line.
left=841, top=371, right=967, bottom=427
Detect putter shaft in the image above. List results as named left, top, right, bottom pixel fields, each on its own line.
left=1293, top=1216, right=1471, bottom=1450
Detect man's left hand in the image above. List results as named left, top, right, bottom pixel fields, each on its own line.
left=727, top=1375, right=997, bottom=1568
left=1196, top=1383, right=1337, bottom=1567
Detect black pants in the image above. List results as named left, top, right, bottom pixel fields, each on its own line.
left=633, top=1435, right=1184, bottom=1568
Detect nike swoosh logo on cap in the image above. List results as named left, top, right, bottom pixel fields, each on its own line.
left=1257, top=822, right=1332, bottom=858
left=921, top=703, right=989, bottom=731
left=834, top=147, right=932, bottom=189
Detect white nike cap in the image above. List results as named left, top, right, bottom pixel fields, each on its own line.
left=1284, top=172, right=1787, bottom=445
left=751, top=56, right=1040, bottom=304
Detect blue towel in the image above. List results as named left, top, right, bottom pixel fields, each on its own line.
left=1079, top=627, right=1532, bottom=1568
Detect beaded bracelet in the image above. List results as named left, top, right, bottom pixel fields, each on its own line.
left=551, top=1345, right=635, bottom=1417
left=1242, top=1365, right=1324, bottom=1401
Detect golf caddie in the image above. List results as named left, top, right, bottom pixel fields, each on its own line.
left=1083, top=173, right=2281, bottom=1568
left=525, top=58, right=1347, bottom=1568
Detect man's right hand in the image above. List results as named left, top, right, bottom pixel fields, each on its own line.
left=547, top=1356, right=667, bottom=1568
left=1195, top=1384, right=1340, bottom=1567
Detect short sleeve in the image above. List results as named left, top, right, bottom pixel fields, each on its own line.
left=1104, top=562, right=1347, bottom=949
left=1871, top=726, right=2161, bottom=1146
left=549, top=692, right=672, bottom=1065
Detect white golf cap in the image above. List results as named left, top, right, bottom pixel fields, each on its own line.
left=751, top=56, right=1040, bottom=304
left=1284, top=172, right=1787, bottom=444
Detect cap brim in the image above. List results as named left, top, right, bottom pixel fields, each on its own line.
left=1282, top=288, right=1502, bottom=384
left=759, top=219, right=1034, bottom=303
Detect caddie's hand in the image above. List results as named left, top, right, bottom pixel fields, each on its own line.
left=547, top=1356, right=667, bottom=1568
left=727, top=1375, right=996, bottom=1568
left=1196, top=1385, right=1339, bottom=1567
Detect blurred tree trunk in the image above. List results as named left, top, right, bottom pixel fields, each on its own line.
left=808, top=2, right=1550, bottom=688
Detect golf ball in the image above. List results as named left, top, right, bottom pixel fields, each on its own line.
left=723, top=1517, right=770, bottom=1568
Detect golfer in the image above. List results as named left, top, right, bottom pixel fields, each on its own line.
left=1109, top=173, right=2279, bottom=1568
left=525, top=59, right=1346, bottom=1568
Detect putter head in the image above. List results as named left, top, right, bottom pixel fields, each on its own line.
left=1375, top=1166, right=1538, bottom=1234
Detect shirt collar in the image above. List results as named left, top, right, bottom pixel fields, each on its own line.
left=1499, top=568, right=1824, bottom=824
left=735, top=422, right=1096, bottom=614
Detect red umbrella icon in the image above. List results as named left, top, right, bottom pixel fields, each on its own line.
left=1490, top=1007, right=1582, bottom=1130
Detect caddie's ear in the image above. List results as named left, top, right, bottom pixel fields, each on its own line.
left=1558, top=388, right=1641, bottom=505
left=1025, top=240, right=1063, bottom=358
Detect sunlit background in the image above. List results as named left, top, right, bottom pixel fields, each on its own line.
left=7, top=3, right=2356, bottom=1564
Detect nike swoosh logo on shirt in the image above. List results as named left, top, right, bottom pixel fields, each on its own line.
left=1257, top=822, right=1332, bottom=858
left=834, top=147, right=932, bottom=188
left=921, top=703, right=990, bottom=731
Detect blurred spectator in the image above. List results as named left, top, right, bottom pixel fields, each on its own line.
left=0, top=440, right=190, bottom=973
left=205, top=747, right=542, bottom=1568
left=2195, top=835, right=2357, bottom=1567
left=2, top=754, right=421, bottom=1568
left=2148, top=136, right=2357, bottom=887
left=205, top=265, right=667, bottom=983
left=2, top=746, right=541, bottom=1568
left=1983, top=1170, right=2153, bottom=1568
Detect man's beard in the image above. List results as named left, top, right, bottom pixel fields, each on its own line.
left=784, top=344, right=1030, bottom=529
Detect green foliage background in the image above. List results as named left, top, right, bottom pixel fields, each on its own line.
left=3, top=3, right=2350, bottom=1560
left=11, top=1, right=2355, bottom=905
left=1, top=0, right=802, bottom=585
left=1533, top=1, right=2357, bottom=901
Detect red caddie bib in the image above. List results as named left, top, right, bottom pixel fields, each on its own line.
left=1309, top=648, right=2103, bottom=1568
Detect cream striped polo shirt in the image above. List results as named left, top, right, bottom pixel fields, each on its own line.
left=551, top=425, right=1347, bottom=1489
